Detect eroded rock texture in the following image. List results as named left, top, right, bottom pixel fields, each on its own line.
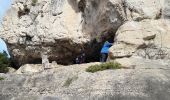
left=1, top=0, right=85, bottom=66
left=109, top=19, right=170, bottom=59
left=124, top=0, right=163, bottom=21
left=1, top=0, right=170, bottom=66
left=0, top=0, right=125, bottom=66
left=1, top=58, right=170, bottom=100
left=109, top=0, right=170, bottom=60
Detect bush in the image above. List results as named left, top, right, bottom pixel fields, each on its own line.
left=0, top=51, right=10, bottom=73
left=31, top=0, right=38, bottom=6
left=86, top=62, right=122, bottom=73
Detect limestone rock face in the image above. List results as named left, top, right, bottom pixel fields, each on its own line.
left=109, top=0, right=170, bottom=60
left=163, top=0, right=170, bottom=19
left=124, top=0, right=163, bottom=21
left=1, top=0, right=170, bottom=66
left=109, top=19, right=170, bottom=59
left=0, top=0, right=85, bottom=66
left=0, top=0, right=125, bottom=66
left=82, top=0, right=125, bottom=39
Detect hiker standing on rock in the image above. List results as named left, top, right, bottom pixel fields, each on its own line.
left=100, top=41, right=112, bottom=62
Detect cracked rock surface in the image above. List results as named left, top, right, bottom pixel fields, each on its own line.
left=1, top=57, right=170, bottom=100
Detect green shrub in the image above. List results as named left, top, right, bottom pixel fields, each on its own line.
left=86, top=62, right=122, bottom=73
left=0, top=77, right=5, bottom=81
left=31, top=0, right=38, bottom=6
left=0, top=51, right=10, bottom=73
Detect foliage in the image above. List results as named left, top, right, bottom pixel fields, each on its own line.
left=31, top=0, right=38, bottom=6
left=0, top=51, right=10, bottom=73
left=86, top=62, right=122, bottom=73
left=0, top=77, right=5, bottom=81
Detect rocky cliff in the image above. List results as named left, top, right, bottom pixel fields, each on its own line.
left=1, top=0, right=170, bottom=66
left=0, top=0, right=124, bottom=66
left=1, top=0, right=170, bottom=100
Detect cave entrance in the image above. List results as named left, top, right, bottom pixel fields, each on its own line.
left=73, top=31, right=115, bottom=64
left=84, top=39, right=102, bottom=63
left=1, top=31, right=115, bottom=67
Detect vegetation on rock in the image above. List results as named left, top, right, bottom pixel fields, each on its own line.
left=0, top=51, right=10, bottom=73
left=86, top=62, right=122, bottom=73
left=31, top=0, right=38, bottom=6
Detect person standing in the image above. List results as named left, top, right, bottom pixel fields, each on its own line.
left=100, top=41, right=112, bottom=62
left=75, top=49, right=86, bottom=64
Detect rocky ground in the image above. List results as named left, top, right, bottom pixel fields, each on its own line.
left=0, top=57, right=170, bottom=100
left=1, top=0, right=170, bottom=100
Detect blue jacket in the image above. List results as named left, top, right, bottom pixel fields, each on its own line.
left=100, top=41, right=112, bottom=54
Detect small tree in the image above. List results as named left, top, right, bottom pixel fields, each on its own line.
left=0, top=51, right=10, bottom=73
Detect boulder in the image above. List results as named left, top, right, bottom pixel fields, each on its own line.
left=7, top=67, right=16, bottom=73
left=82, top=0, right=126, bottom=39
left=109, top=19, right=170, bottom=59
left=124, top=0, right=162, bottom=21
left=16, top=64, right=43, bottom=74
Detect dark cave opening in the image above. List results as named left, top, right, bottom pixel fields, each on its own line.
left=28, top=58, right=42, bottom=64
left=73, top=31, right=115, bottom=64
left=4, top=31, right=116, bottom=68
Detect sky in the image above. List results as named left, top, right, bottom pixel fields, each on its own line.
left=0, top=38, right=8, bottom=52
left=0, top=0, right=12, bottom=21
left=0, top=0, right=12, bottom=55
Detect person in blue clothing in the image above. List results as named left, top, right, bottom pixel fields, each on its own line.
left=100, top=41, right=113, bottom=62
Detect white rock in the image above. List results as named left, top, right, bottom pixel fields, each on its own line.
left=16, top=64, right=43, bottom=74
left=110, top=19, right=170, bottom=59
left=0, top=0, right=125, bottom=66
left=125, top=0, right=162, bottom=20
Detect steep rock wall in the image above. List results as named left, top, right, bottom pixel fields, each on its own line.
left=109, top=19, right=170, bottom=59
left=0, top=0, right=125, bottom=66
left=109, top=0, right=170, bottom=60
left=1, top=0, right=170, bottom=66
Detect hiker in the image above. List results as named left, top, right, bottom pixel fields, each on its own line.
left=75, top=49, right=86, bottom=64
left=100, top=41, right=113, bottom=62
left=75, top=56, right=80, bottom=64
left=80, top=51, right=85, bottom=63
